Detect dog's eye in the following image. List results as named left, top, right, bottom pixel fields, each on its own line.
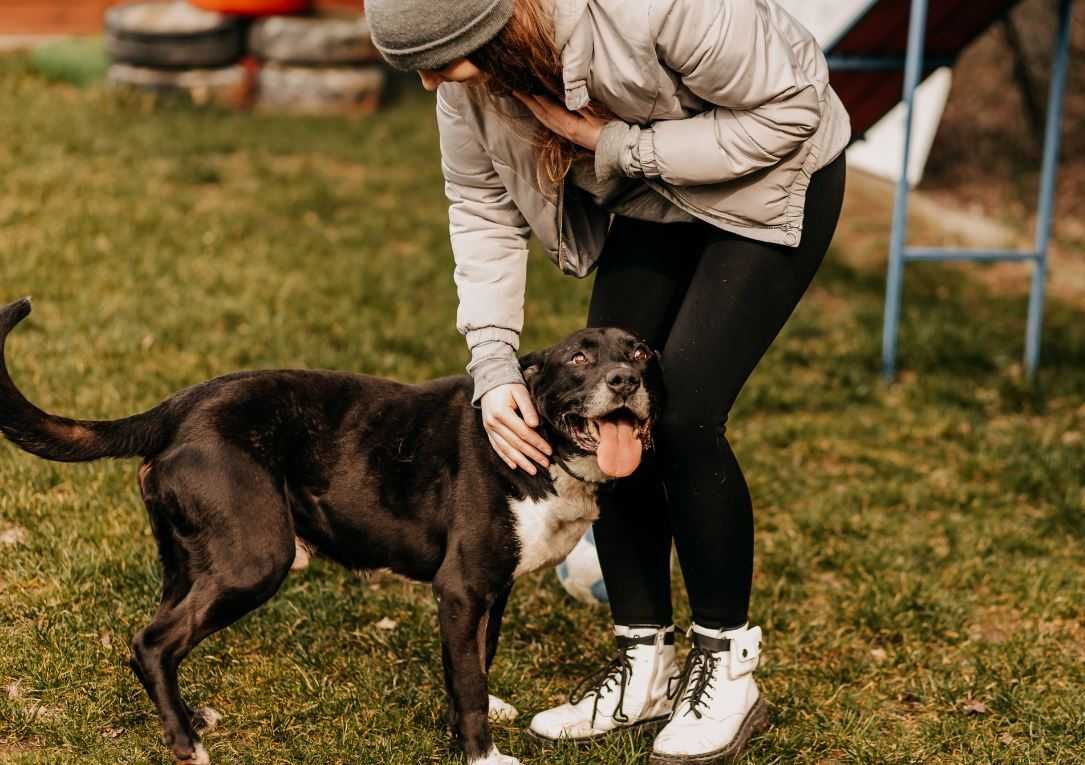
left=632, top=346, right=652, bottom=362
left=568, top=352, right=589, bottom=366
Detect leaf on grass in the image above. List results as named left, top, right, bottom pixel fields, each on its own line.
left=27, top=702, right=60, bottom=722
left=0, top=526, right=27, bottom=546
left=375, top=617, right=398, bottom=631
left=962, top=698, right=988, bottom=715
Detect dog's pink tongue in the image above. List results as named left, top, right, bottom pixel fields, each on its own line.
left=596, top=418, right=642, bottom=477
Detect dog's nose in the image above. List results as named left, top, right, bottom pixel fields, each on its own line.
left=605, top=367, right=641, bottom=397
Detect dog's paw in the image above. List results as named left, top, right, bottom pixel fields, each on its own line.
left=488, top=694, right=519, bottom=723
left=192, top=706, right=223, bottom=733
left=175, top=742, right=210, bottom=765
left=469, top=746, right=521, bottom=765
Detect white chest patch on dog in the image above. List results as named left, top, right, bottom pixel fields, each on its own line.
left=511, top=456, right=606, bottom=578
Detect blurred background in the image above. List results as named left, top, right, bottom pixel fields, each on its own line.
left=0, top=1, right=1082, bottom=764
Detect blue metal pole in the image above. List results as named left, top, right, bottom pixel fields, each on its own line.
left=1024, top=0, right=1074, bottom=381
left=882, top=0, right=931, bottom=381
left=828, top=55, right=954, bottom=72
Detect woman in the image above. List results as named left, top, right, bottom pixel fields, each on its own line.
left=366, top=0, right=850, bottom=762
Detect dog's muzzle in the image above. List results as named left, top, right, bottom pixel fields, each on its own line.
left=561, top=398, right=652, bottom=479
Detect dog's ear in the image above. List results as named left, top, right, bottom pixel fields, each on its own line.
left=518, top=350, right=545, bottom=381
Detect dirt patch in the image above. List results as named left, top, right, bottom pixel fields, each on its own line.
left=0, top=742, right=38, bottom=760
left=837, top=166, right=1085, bottom=312
left=920, top=0, right=1085, bottom=307
left=925, top=0, right=1085, bottom=224
left=966, top=605, right=1021, bottom=644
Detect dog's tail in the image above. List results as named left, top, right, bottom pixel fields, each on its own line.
left=0, top=298, right=173, bottom=462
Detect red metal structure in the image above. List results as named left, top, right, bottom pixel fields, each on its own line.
left=827, top=0, right=1020, bottom=136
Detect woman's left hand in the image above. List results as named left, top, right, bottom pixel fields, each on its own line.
left=514, top=92, right=608, bottom=151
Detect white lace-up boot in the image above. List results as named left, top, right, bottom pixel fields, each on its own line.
left=649, top=623, right=769, bottom=764
left=527, top=625, right=679, bottom=744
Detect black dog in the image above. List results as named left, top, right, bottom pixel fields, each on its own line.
left=0, top=298, right=664, bottom=765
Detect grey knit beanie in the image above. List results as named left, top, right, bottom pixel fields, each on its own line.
left=366, top=0, right=515, bottom=71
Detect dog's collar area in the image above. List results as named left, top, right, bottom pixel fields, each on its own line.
left=554, top=455, right=611, bottom=485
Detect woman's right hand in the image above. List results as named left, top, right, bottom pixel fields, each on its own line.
left=480, top=383, right=553, bottom=475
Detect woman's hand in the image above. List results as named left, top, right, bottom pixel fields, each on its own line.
left=514, top=92, right=608, bottom=151
left=480, top=382, right=553, bottom=475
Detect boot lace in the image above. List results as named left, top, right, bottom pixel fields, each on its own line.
left=568, top=644, right=636, bottom=727
left=668, top=644, right=720, bottom=720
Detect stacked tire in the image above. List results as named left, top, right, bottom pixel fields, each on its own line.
left=248, top=10, right=386, bottom=116
left=104, top=1, right=387, bottom=116
left=105, top=1, right=251, bottom=108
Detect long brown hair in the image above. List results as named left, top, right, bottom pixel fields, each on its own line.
left=466, top=0, right=614, bottom=193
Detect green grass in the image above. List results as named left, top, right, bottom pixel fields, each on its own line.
left=1, top=55, right=1084, bottom=765
left=28, top=38, right=108, bottom=88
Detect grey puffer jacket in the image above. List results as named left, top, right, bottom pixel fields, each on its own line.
left=438, top=0, right=852, bottom=407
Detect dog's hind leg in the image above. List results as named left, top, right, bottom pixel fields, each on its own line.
left=130, top=587, right=236, bottom=765
left=132, top=446, right=295, bottom=764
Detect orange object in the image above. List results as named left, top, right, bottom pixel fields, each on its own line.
left=189, top=0, right=312, bottom=16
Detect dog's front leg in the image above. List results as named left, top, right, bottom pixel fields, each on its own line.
left=434, top=573, right=519, bottom=765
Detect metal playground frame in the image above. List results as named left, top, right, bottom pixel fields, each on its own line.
left=825, top=0, right=1076, bottom=380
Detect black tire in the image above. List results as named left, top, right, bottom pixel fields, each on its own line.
left=105, top=1, right=244, bottom=70
left=249, top=12, right=379, bottom=66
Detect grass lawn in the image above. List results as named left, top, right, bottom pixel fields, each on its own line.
left=1, top=57, right=1084, bottom=765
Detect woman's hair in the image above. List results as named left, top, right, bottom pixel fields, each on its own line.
left=466, top=0, right=613, bottom=193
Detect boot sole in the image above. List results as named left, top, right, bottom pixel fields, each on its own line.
left=523, top=714, right=671, bottom=750
left=647, top=697, right=770, bottom=765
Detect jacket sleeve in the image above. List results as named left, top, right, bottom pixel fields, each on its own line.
left=437, top=85, right=533, bottom=408
left=595, top=0, right=822, bottom=187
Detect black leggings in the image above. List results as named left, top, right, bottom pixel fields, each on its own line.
left=587, top=152, right=847, bottom=630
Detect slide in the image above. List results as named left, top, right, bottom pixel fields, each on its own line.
left=776, top=0, right=950, bottom=186
left=777, top=0, right=1020, bottom=186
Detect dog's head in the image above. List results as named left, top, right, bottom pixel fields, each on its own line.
left=519, top=327, right=665, bottom=479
